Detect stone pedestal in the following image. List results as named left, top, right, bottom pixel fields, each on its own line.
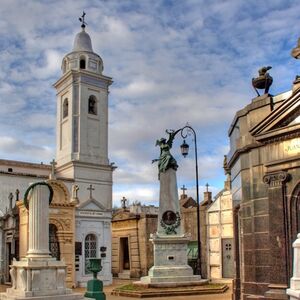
left=287, top=233, right=300, bottom=300
left=140, top=234, right=203, bottom=286
left=140, top=169, right=206, bottom=286
left=0, top=183, right=86, bottom=300
left=1, top=258, right=83, bottom=300
left=157, top=169, right=182, bottom=236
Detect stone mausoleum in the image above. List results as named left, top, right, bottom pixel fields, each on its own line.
left=206, top=176, right=234, bottom=280
left=227, top=38, right=300, bottom=300
left=111, top=201, right=158, bottom=279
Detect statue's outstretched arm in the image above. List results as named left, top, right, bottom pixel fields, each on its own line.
left=165, top=129, right=180, bottom=149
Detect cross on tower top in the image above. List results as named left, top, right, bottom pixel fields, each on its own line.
left=87, top=184, right=95, bottom=199
left=205, top=183, right=210, bottom=192
left=121, top=197, right=128, bottom=209
left=79, top=11, right=87, bottom=29
left=181, top=185, right=187, bottom=195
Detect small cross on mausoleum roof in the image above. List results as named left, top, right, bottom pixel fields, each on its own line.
left=121, top=196, right=128, bottom=209
left=87, top=184, right=95, bottom=200
left=205, top=183, right=209, bottom=192
left=181, top=185, right=187, bottom=195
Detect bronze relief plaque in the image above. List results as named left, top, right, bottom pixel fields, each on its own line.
left=162, top=210, right=177, bottom=225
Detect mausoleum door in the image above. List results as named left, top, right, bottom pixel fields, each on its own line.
left=120, top=237, right=130, bottom=271
left=222, top=238, right=234, bottom=278
left=49, top=224, right=60, bottom=260
left=85, top=234, right=97, bottom=274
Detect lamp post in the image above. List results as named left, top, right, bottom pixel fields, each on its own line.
left=167, top=125, right=201, bottom=276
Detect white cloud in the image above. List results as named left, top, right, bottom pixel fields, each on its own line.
left=0, top=0, right=299, bottom=205
left=33, top=50, right=62, bottom=79
left=0, top=136, right=53, bottom=162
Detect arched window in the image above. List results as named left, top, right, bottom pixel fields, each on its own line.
left=63, top=98, right=68, bottom=118
left=85, top=234, right=97, bottom=274
left=88, top=95, right=97, bottom=115
left=49, top=224, right=60, bottom=260
left=80, top=56, right=86, bottom=69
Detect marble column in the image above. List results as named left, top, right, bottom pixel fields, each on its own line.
left=26, top=184, right=51, bottom=258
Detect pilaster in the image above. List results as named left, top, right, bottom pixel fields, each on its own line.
left=263, top=171, right=290, bottom=299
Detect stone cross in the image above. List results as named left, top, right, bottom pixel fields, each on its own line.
left=49, top=159, right=57, bottom=180
left=8, top=192, right=13, bottom=211
left=87, top=184, right=95, bottom=199
left=121, top=197, right=128, bottom=209
left=205, top=183, right=209, bottom=192
left=181, top=185, right=187, bottom=196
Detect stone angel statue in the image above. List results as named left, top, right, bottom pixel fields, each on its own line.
left=152, top=130, right=179, bottom=179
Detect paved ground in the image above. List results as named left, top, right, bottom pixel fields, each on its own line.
left=78, top=279, right=233, bottom=300
left=0, top=279, right=232, bottom=300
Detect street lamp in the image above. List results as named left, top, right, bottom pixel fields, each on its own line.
left=180, top=140, right=189, bottom=157
left=167, top=125, right=201, bottom=276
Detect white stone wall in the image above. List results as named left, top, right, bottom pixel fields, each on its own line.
left=75, top=213, right=112, bottom=287
left=206, top=189, right=233, bottom=279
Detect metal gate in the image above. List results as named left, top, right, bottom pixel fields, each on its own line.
left=222, top=238, right=234, bottom=278
left=49, top=224, right=60, bottom=260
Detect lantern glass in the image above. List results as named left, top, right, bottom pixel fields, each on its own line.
left=180, top=140, right=189, bottom=157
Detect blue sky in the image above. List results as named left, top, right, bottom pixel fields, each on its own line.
left=0, top=0, right=299, bottom=206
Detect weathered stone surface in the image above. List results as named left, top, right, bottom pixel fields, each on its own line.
left=1, top=184, right=86, bottom=300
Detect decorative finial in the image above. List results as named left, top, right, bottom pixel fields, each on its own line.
left=79, top=11, right=87, bottom=29
left=71, top=184, right=79, bottom=204
left=49, top=159, right=57, bottom=180
left=205, top=183, right=209, bottom=192
left=291, top=38, right=300, bottom=84
left=8, top=192, right=13, bottom=211
left=252, top=66, right=273, bottom=96
left=292, top=38, right=300, bottom=59
left=15, top=189, right=20, bottom=201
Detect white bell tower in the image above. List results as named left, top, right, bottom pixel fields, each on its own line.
left=53, top=19, right=114, bottom=210
left=54, top=24, right=112, bottom=167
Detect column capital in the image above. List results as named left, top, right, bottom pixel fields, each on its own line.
left=263, top=171, right=291, bottom=187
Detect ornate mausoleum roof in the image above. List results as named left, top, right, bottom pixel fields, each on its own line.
left=72, top=28, right=93, bottom=52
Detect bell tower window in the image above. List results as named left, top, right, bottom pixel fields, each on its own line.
left=88, top=95, right=97, bottom=115
left=80, top=56, right=86, bottom=69
left=63, top=98, right=68, bottom=118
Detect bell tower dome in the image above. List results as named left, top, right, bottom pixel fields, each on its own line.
left=53, top=15, right=113, bottom=177
left=61, top=25, right=104, bottom=76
